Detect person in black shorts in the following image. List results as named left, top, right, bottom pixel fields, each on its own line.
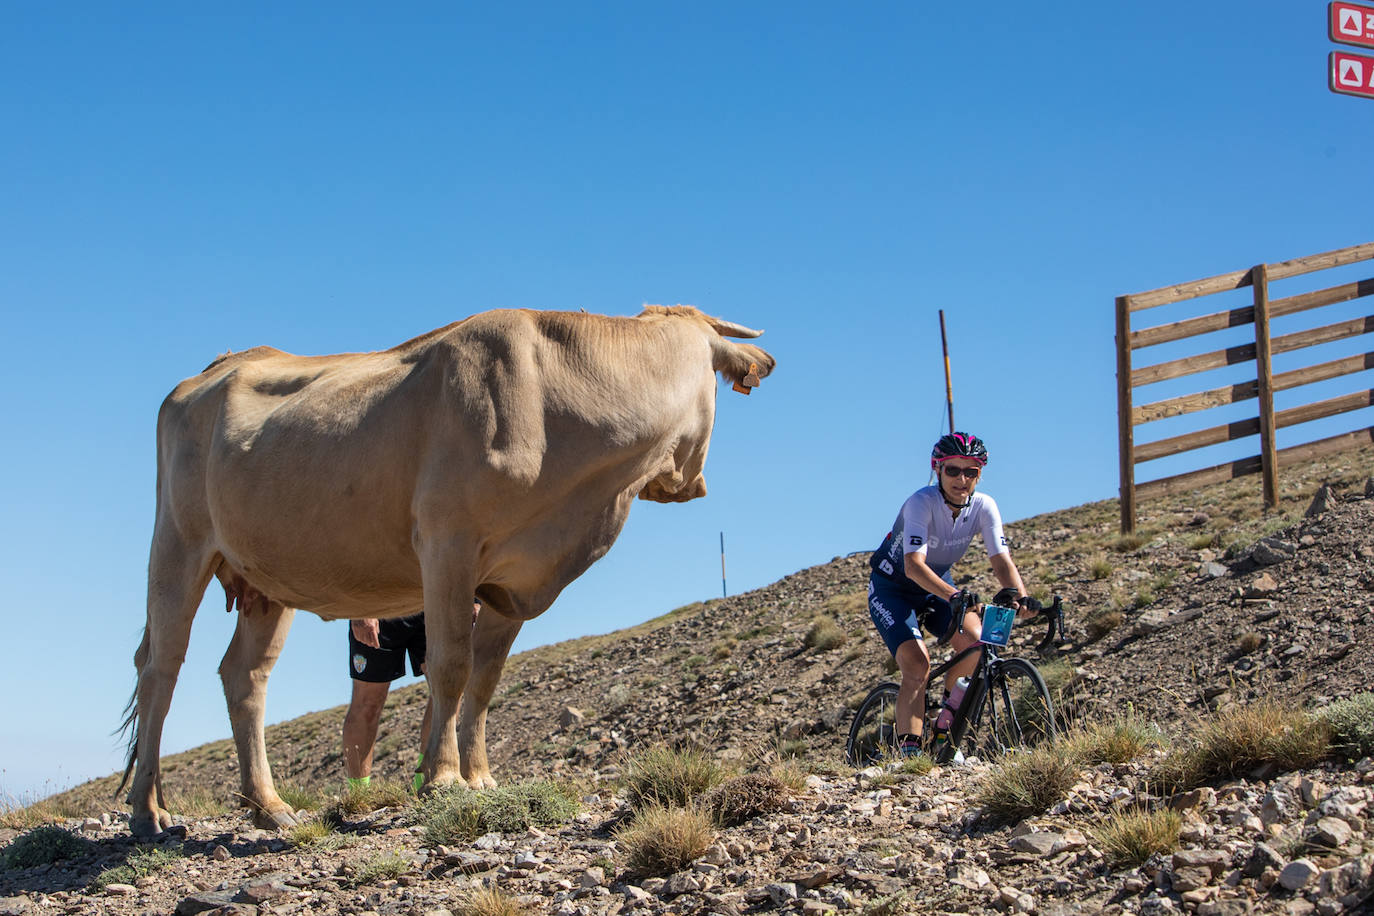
left=342, top=614, right=432, bottom=792
left=341, top=602, right=481, bottom=792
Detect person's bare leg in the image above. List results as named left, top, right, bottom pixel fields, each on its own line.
left=894, top=639, right=931, bottom=738
left=342, top=680, right=390, bottom=779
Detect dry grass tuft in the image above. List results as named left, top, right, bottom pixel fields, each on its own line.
left=334, top=780, right=412, bottom=817
left=1068, top=714, right=1165, bottom=766
left=696, top=773, right=790, bottom=827
left=1235, top=632, right=1264, bottom=654
left=615, top=804, right=714, bottom=875
left=457, top=886, right=526, bottom=916
left=976, top=742, right=1078, bottom=821
left=1085, top=607, right=1123, bottom=642
left=1153, top=702, right=1330, bottom=792
left=1096, top=807, right=1182, bottom=868
left=803, top=616, right=847, bottom=651
left=621, top=744, right=728, bottom=811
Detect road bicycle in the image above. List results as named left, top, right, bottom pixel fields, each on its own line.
left=845, top=592, right=1066, bottom=766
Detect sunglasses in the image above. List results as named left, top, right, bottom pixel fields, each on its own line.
left=941, top=464, right=982, bottom=480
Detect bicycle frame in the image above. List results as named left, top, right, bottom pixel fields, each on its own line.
left=924, top=639, right=1000, bottom=756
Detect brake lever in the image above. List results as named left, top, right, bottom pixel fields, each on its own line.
left=1036, top=596, right=1064, bottom=652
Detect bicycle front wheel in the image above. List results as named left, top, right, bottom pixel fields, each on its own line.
left=846, top=682, right=900, bottom=767
left=976, top=658, right=1055, bottom=757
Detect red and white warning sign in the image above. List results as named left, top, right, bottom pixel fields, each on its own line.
left=1330, top=1, right=1374, bottom=48
left=1330, top=49, right=1374, bottom=98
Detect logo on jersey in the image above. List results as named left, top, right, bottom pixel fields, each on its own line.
left=352, top=654, right=367, bottom=674
left=878, top=559, right=894, bottom=576
left=908, top=535, right=923, bottom=547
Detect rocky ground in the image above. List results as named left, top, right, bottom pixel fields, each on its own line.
left=3, top=452, right=1373, bottom=916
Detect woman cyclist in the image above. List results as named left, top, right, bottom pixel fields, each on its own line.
left=867, top=432, right=1039, bottom=759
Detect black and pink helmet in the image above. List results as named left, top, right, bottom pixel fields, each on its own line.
left=930, top=432, right=989, bottom=470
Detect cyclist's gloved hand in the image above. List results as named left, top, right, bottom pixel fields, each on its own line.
left=949, top=589, right=979, bottom=610
left=992, top=587, right=1020, bottom=607
left=1015, top=595, right=1043, bottom=617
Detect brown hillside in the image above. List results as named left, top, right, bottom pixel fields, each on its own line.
left=3, top=446, right=1373, bottom=915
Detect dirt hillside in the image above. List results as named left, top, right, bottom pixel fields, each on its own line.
left=2, top=448, right=1372, bottom=915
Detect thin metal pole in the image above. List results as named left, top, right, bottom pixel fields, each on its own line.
left=939, top=310, right=955, bottom=433
left=719, top=532, right=727, bottom=598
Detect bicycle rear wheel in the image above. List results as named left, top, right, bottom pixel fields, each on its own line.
left=973, top=658, right=1055, bottom=757
left=846, top=682, right=900, bottom=766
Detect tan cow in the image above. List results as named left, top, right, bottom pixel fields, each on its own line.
left=117, top=305, right=775, bottom=837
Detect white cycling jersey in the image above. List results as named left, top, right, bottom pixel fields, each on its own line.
left=877, top=486, right=1009, bottom=581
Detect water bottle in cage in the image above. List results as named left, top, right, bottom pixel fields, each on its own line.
left=934, top=677, right=970, bottom=731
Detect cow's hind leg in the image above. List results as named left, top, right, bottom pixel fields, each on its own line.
left=219, top=600, right=299, bottom=830
left=459, top=610, right=523, bottom=789
left=125, top=533, right=213, bottom=838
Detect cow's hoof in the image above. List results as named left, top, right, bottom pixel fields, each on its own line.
left=252, top=805, right=302, bottom=831
left=129, top=808, right=173, bottom=839
left=419, top=773, right=458, bottom=796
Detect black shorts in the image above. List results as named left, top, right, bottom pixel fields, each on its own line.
left=348, top=614, right=426, bottom=683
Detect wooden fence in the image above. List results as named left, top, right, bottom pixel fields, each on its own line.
left=1116, top=241, right=1374, bottom=534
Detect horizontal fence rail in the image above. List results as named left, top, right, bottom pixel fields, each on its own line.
left=1116, top=241, right=1374, bottom=533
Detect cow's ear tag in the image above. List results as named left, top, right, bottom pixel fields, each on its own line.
left=732, top=363, right=760, bottom=395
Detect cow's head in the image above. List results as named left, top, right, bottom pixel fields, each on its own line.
left=637, top=304, right=776, bottom=394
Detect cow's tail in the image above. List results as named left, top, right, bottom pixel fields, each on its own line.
left=114, top=626, right=149, bottom=798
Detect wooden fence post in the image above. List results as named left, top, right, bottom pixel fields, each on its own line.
left=1252, top=263, right=1279, bottom=509
left=1116, top=295, right=1136, bottom=533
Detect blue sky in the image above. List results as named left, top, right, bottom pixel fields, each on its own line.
left=2, top=2, right=1371, bottom=802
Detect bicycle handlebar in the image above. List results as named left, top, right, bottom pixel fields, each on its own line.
left=941, top=591, right=1066, bottom=651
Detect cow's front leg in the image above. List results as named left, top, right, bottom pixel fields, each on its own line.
left=459, top=610, right=524, bottom=788
left=417, top=560, right=475, bottom=792
left=219, top=601, right=299, bottom=830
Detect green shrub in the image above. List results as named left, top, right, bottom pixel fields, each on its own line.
left=415, top=781, right=579, bottom=846
left=1318, top=692, right=1374, bottom=760
left=1096, top=808, right=1182, bottom=868
left=1089, top=556, right=1113, bottom=580
left=861, top=892, right=914, bottom=916
left=1, top=826, right=90, bottom=869
left=621, top=744, right=728, bottom=811
left=89, top=843, right=185, bottom=890
left=351, top=851, right=411, bottom=886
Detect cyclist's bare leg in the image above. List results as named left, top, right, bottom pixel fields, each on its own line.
left=894, top=638, right=931, bottom=737
left=945, top=609, right=983, bottom=693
